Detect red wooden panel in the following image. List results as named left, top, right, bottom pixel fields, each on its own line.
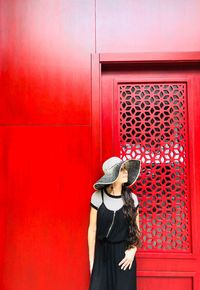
left=100, top=52, right=200, bottom=63
left=101, top=73, right=113, bottom=159
left=138, top=276, right=193, bottom=290
left=0, top=128, right=9, bottom=289
left=0, top=201, right=6, bottom=289
left=0, top=0, right=94, bottom=125
left=117, top=82, right=191, bottom=253
left=98, top=57, right=200, bottom=289
left=0, top=126, right=92, bottom=290
left=96, top=0, right=200, bottom=52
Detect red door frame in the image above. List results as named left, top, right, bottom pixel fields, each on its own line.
left=91, top=52, right=200, bottom=171
left=91, top=52, right=200, bottom=289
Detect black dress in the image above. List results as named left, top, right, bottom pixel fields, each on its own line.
left=89, top=189, right=137, bottom=290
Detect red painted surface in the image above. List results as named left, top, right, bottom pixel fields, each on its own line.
left=0, top=1, right=200, bottom=290
left=96, top=0, right=200, bottom=53
left=94, top=55, right=200, bottom=289
left=0, top=1, right=94, bottom=289
left=0, top=0, right=93, bottom=125
left=0, top=126, right=92, bottom=290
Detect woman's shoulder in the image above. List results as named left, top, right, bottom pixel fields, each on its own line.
left=129, top=190, right=139, bottom=208
left=90, top=190, right=102, bottom=210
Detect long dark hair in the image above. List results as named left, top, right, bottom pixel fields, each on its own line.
left=109, top=183, right=142, bottom=249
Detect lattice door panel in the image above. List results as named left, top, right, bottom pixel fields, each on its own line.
left=118, top=83, right=191, bottom=253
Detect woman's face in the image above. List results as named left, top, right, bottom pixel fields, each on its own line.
left=115, top=164, right=128, bottom=184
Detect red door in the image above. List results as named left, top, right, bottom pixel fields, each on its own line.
left=99, top=61, right=200, bottom=290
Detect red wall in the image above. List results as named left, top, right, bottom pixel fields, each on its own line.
left=0, top=1, right=200, bottom=289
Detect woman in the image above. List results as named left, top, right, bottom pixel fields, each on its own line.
left=88, top=156, right=142, bottom=290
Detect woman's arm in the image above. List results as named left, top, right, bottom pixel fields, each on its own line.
left=88, top=207, right=97, bottom=273
left=134, top=207, right=140, bottom=250
left=136, top=206, right=140, bottom=231
left=128, top=207, right=140, bottom=250
left=119, top=207, right=140, bottom=270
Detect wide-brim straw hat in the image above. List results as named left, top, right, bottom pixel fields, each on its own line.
left=93, top=156, right=141, bottom=190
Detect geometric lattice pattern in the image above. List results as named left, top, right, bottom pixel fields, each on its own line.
left=119, top=83, right=191, bottom=252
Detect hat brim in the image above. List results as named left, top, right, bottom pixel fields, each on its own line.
left=93, top=159, right=141, bottom=190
